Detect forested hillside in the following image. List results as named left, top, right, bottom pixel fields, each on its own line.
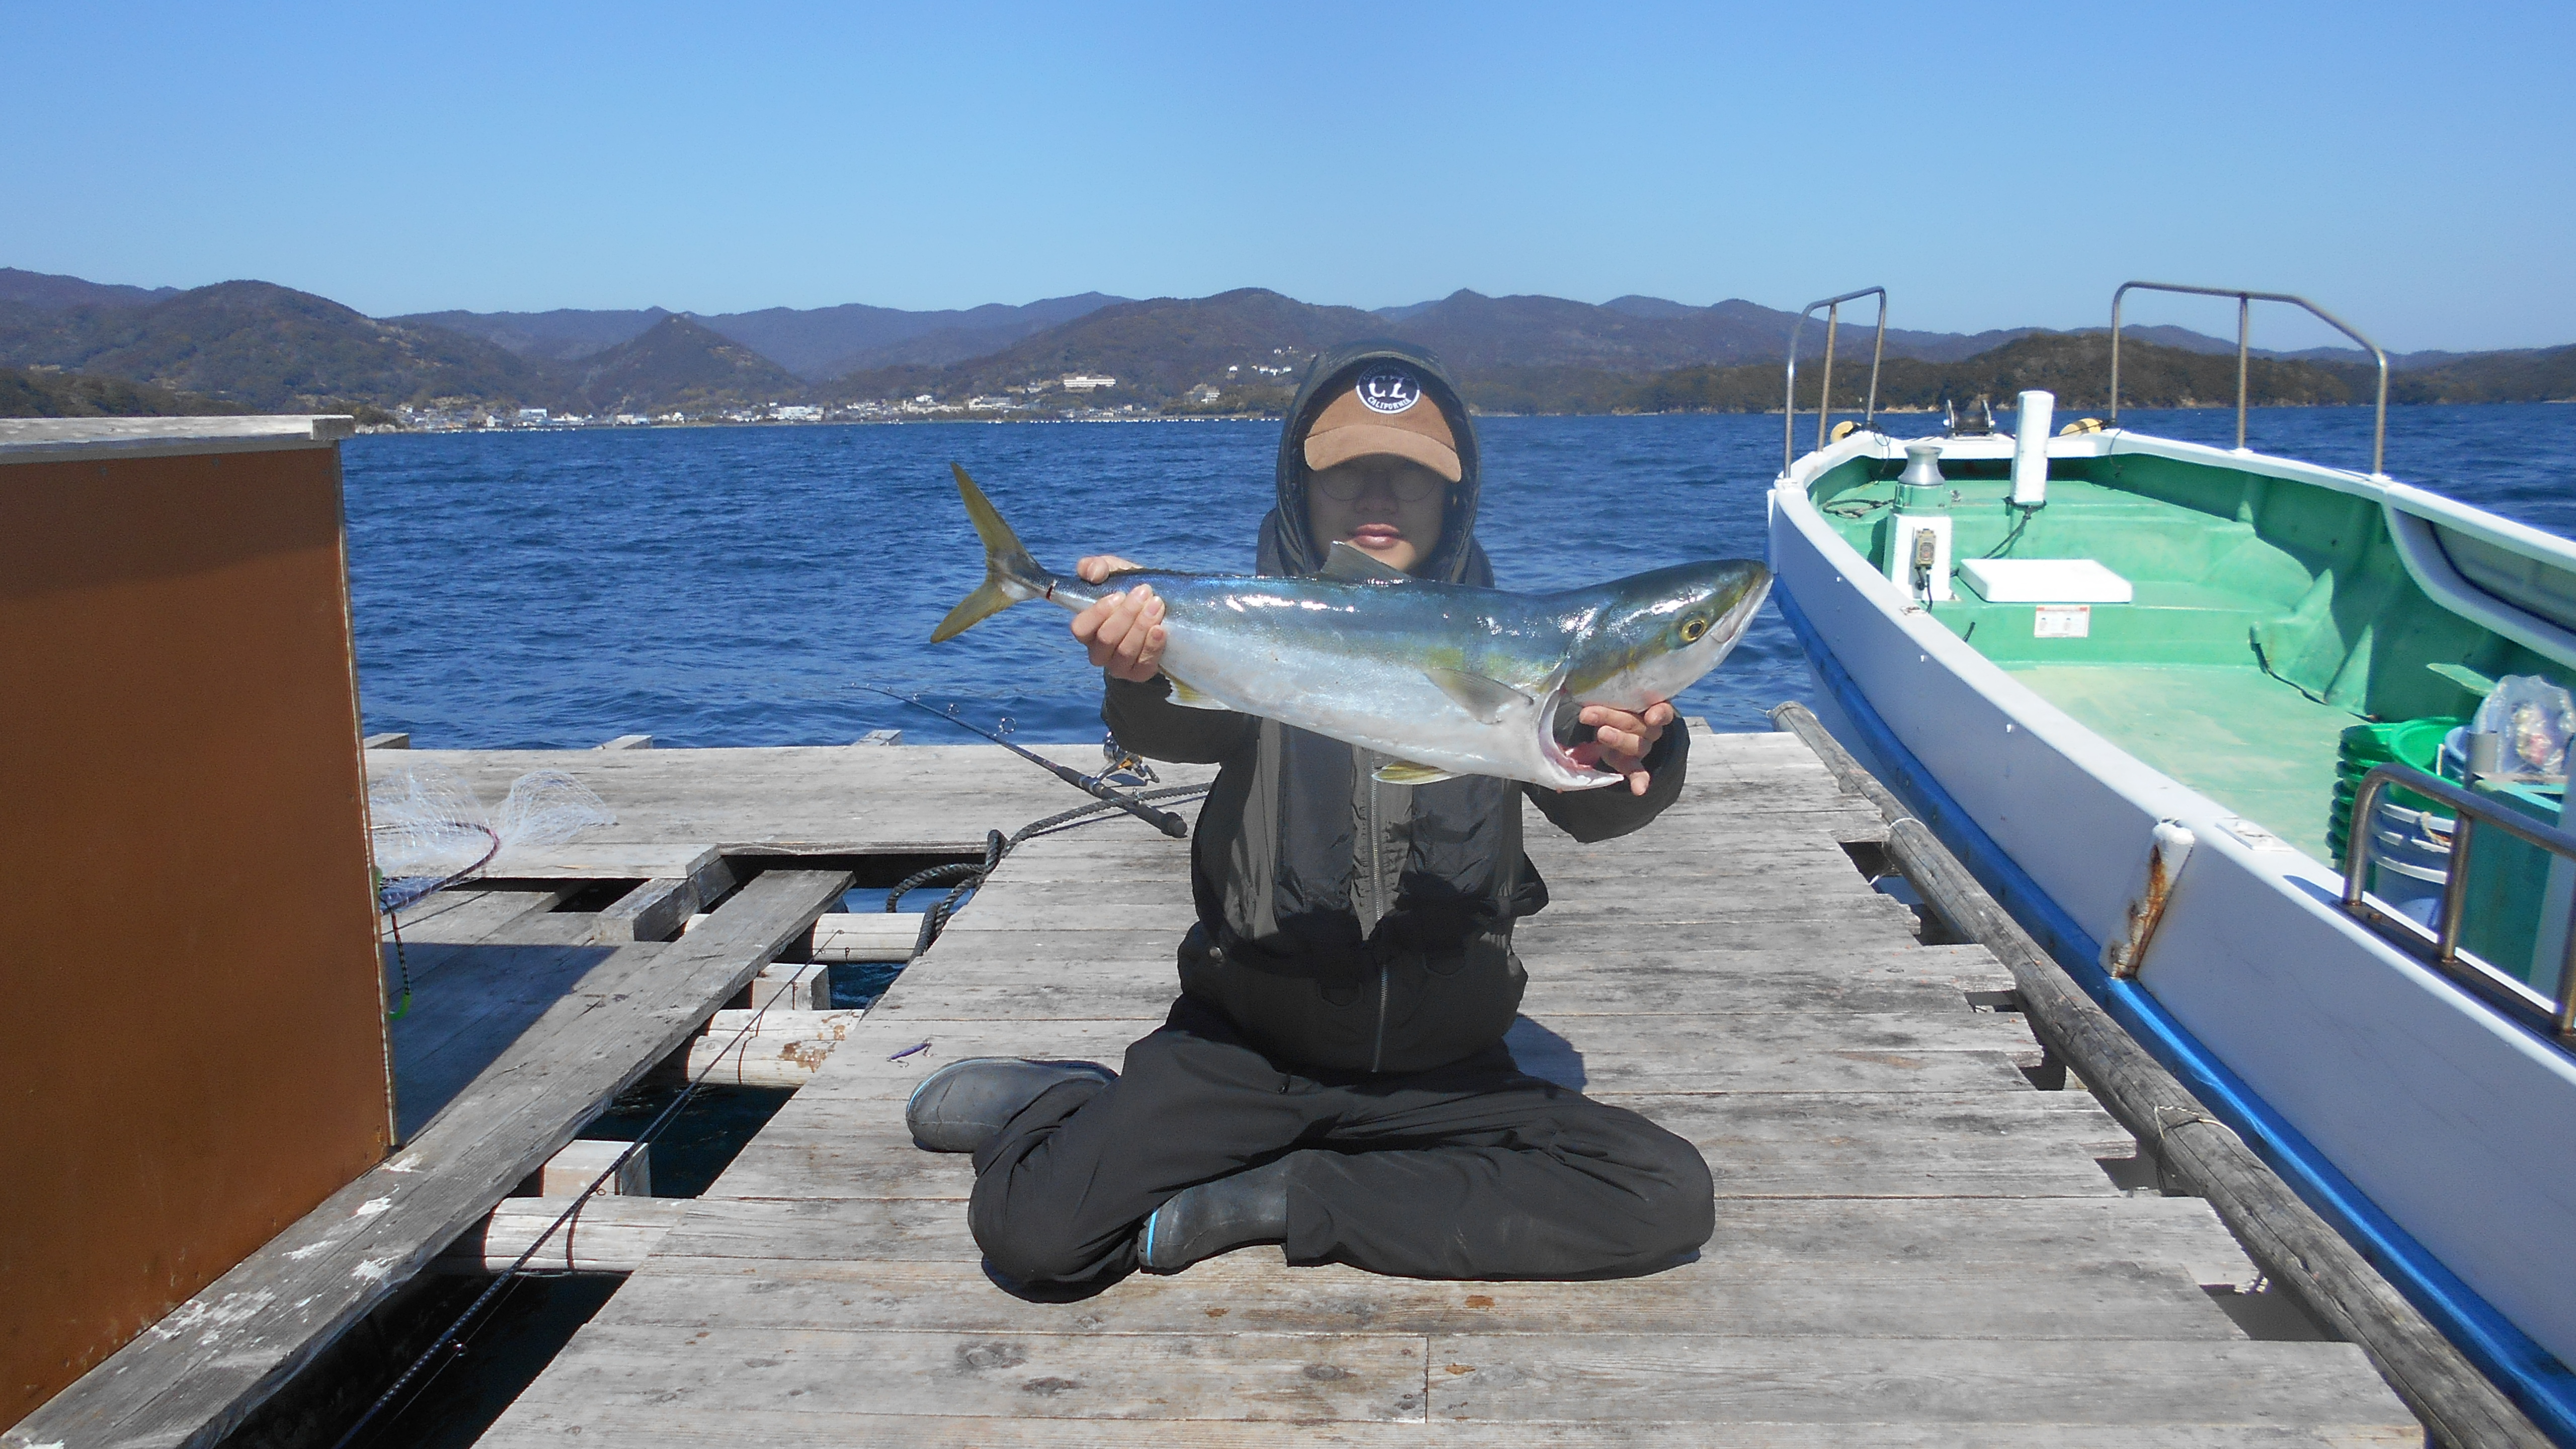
left=0, top=365, right=248, bottom=418
left=4, top=266, right=2567, bottom=419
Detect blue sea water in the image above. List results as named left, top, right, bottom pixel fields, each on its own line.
left=345, top=404, right=2576, bottom=749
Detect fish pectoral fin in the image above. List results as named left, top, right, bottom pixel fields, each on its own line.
left=1423, top=666, right=1537, bottom=725
left=1164, top=675, right=1229, bottom=710
left=1374, top=760, right=1461, bottom=785
left=1320, top=541, right=1411, bottom=584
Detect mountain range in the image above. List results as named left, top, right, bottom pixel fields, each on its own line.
left=3, top=265, right=2569, bottom=419
left=391, top=291, right=1127, bottom=378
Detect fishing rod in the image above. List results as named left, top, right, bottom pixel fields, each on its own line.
left=858, top=686, right=1190, bottom=839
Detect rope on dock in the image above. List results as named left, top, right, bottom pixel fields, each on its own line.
left=1770, top=700, right=2553, bottom=1449
left=886, top=784, right=1210, bottom=959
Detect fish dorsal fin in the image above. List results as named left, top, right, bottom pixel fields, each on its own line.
left=1321, top=541, right=1410, bottom=584
left=1165, top=675, right=1229, bottom=710
left=1424, top=666, right=1536, bottom=726
left=1374, top=760, right=1460, bottom=786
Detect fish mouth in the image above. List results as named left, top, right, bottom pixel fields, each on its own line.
left=1713, top=569, right=1771, bottom=650
left=1539, top=689, right=1621, bottom=784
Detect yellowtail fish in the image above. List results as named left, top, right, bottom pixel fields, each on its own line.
left=933, top=464, right=1769, bottom=789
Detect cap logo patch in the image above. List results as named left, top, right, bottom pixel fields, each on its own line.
left=1355, top=367, right=1421, bottom=415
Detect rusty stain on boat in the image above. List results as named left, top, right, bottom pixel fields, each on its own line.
left=2109, top=821, right=2197, bottom=979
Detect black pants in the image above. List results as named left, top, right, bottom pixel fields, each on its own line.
left=968, top=995, right=1714, bottom=1292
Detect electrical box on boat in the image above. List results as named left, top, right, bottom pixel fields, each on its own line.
left=1958, top=557, right=2133, bottom=604
left=1884, top=514, right=1955, bottom=603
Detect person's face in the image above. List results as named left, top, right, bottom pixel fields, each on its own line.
left=1306, top=455, right=1448, bottom=574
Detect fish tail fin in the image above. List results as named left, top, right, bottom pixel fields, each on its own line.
left=932, top=463, right=1053, bottom=642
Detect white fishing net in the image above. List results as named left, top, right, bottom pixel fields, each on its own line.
left=370, top=764, right=617, bottom=913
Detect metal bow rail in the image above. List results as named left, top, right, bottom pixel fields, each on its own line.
left=2110, top=281, right=2391, bottom=479
left=2344, top=761, right=2576, bottom=1041
left=1781, top=286, right=1887, bottom=472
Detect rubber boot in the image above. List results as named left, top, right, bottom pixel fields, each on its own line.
left=1139, top=1156, right=1294, bottom=1272
left=904, top=1057, right=1115, bottom=1153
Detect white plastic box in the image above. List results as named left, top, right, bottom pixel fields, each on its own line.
left=1958, top=557, right=2133, bottom=604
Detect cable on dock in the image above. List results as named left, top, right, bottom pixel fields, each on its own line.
left=888, top=784, right=1210, bottom=958
left=325, top=947, right=841, bottom=1449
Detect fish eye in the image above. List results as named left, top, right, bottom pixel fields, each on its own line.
left=1678, top=615, right=1710, bottom=643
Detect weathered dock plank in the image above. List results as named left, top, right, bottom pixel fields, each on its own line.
left=714, top=1094, right=2126, bottom=1203
left=468, top=1413, right=2424, bottom=1448
left=603, top=1253, right=2241, bottom=1340
left=384, top=744, right=1209, bottom=856
left=1420, top=1336, right=2398, bottom=1425
left=470, top=731, right=2415, bottom=1445
left=390, top=883, right=572, bottom=943
left=639, top=1192, right=2269, bottom=1289
left=760, top=1018, right=2044, bottom=1103
left=867, top=936, right=2020, bottom=1021
left=505, top=1324, right=1431, bottom=1421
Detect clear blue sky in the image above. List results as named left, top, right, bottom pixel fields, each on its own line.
left=6, top=2, right=2569, bottom=350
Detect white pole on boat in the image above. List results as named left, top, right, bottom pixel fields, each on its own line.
left=2235, top=294, right=2253, bottom=451
left=2011, top=390, right=2054, bottom=507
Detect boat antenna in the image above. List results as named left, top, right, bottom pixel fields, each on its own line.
left=856, top=685, right=1189, bottom=839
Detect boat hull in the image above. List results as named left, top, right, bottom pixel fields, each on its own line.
left=1769, top=428, right=2576, bottom=1431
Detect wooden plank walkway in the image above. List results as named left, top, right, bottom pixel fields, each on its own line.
left=8, top=745, right=1168, bottom=1449
left=471, top=730, right=2420, bottom=1446
left=394, top=743, right=1183, bottom=860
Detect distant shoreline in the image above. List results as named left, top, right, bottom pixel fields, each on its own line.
left=364, top=396, right=2545, bottom=438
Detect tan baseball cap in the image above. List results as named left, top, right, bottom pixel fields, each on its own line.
left=1302, top=365, right=1462, bottom=482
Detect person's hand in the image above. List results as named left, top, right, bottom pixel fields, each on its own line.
left=1570, top=701, right=1675, bottom=795
left=1070, top=554, right=1165, bottom=683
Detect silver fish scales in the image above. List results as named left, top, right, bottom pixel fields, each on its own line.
left=932, top=464, right=1770, bottom=790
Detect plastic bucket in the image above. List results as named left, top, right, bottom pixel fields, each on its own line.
left=2332, top=716, right=2464, bottom=866
left=2367, top=798, right=2456, bottom=928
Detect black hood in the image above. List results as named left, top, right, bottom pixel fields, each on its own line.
left=1256, top=339, right=1491, bottom=586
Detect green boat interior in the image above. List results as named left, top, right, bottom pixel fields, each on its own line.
left=1812, top=446, right=2575, bottom=988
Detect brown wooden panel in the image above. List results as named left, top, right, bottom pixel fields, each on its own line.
left=0, top=443, right=388, bottom=1422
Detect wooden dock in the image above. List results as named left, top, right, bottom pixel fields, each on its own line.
left=3, top=744, right=1204, bottom=1449
left=421, top=728, right=2414, bottom=1446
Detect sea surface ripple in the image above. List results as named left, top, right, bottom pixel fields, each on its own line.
left=346, top=404, right=2576, bottom=749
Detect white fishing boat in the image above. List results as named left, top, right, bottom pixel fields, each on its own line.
left=1767, top=283, right=2576, bottom=1436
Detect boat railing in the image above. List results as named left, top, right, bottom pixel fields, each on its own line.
left=1782, top=286, right=1887, bottom=472
left=2109, top=281, right=2391, bottom=479
left=2343, top=762, right=2576, bottom=1041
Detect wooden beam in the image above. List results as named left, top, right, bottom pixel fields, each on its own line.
left=749, top=961, right=829, bottom=1012
left=539, top=1140, right=650, bottom=1198
left=809, top=912, right=923, bottom=963
left=589, top=855, right=738, bottom=943
left=429, top=1196, right=687, bottom=1275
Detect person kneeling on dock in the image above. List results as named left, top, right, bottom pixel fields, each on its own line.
left=906, top=342, right=1714, bottom=1291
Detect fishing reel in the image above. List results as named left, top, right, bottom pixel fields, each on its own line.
left=1102, top=732, right=1158, bottom=787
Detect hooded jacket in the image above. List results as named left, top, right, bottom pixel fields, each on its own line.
left=1104, top=340, right=1686, bottom=1074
